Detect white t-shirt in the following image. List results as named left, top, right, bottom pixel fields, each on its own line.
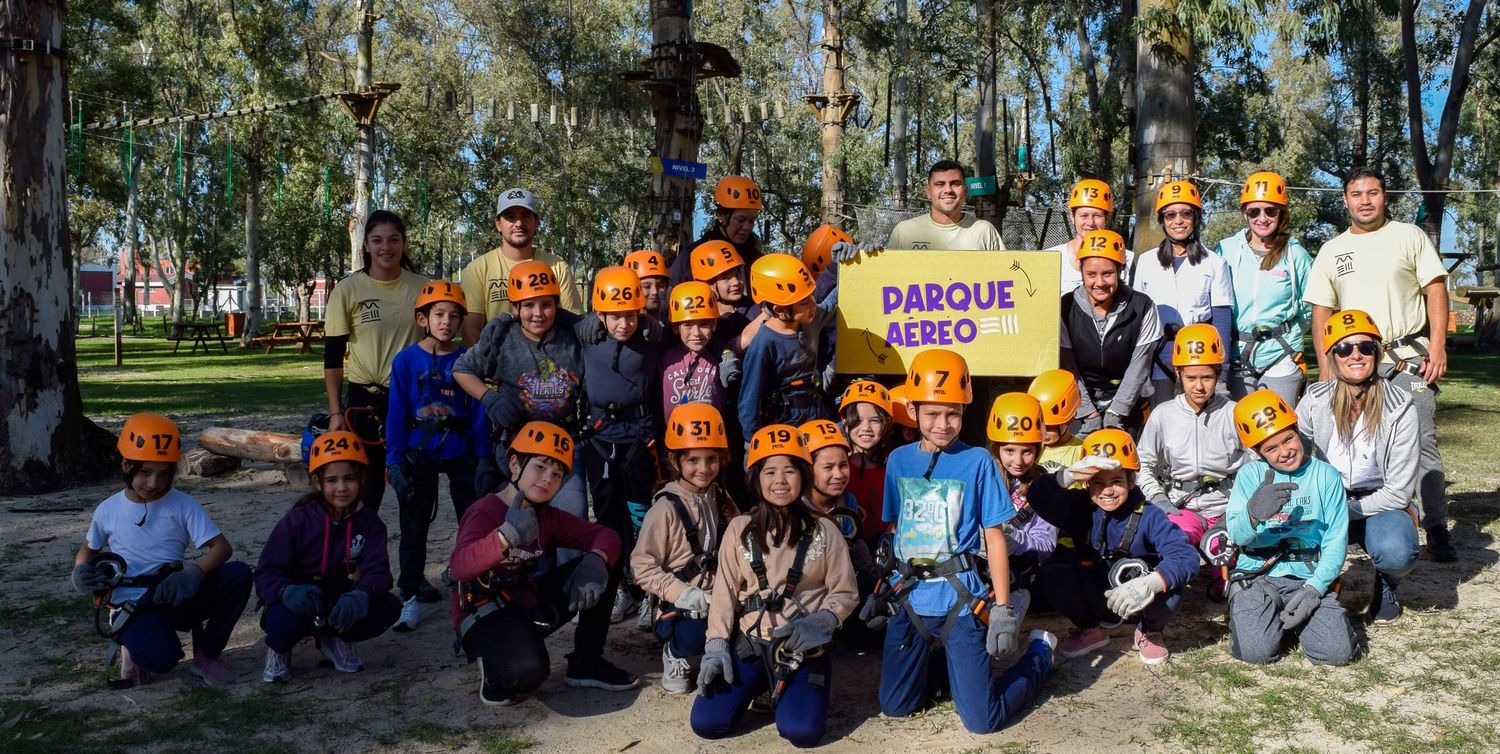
left=86, top=488, right=222, bottom=602
left=1129, top=250, right=1234, bottom=378
left=1049, top=240, right=1136, bottom=296
left=1304, top=220, right=1448, bottom=343
left=1324, top=419, right=1384, bottom=493
left=887, top=213, right=1006, bottom=251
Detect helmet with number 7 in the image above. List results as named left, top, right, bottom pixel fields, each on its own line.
left=118, top=412, right=183, bottom=463
left=665, top=403, right=729, bottom=451
left=307, top=430, right=368, bottom=474
left=987, top=393, right=1045, bottom=445
left=592, top=266, right=644, bottom=313
left=1233, top=389, right=1298, bottom=449
left=746, top=424, right=812, bottom=468
left=1081, top=428, right=1139, bottom=471
left=905, top=348, right=972, bottom=405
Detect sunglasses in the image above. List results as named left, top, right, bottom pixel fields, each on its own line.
left=1244, top=206, right=1282, bottom=220
left=1161, top=209, right=1196, bottom=222
left=1331, top=340, right=1380, bottom=358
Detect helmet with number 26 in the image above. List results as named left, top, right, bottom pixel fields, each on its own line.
left=592, top=266, right=644, bottom=313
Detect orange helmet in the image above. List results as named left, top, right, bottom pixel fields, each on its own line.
left=118, top=412, right=182, bottom=463
left=690, top=241, right=745, bottom=282
left=749, top=253, right=816, bottom=307
left=746, top=424, right=812, bottom=468
left=1068, top=178, right=1114, bottom=212
left=415, top=280, right=467, bottom=313
left=668, top=281, right=717, bottom=323
left=1323, top=309, right=1381, bottom=350
left=1154, top=180, right=1202, bottom=214
left=987, top=393, right=1045, bottom=445
left=1028, top=369, right=1081, bottom=425
left=1234, top=389, right=1298, bottom=449
left=887, top=384, right=917, bottom=428
left=509, top=421, right=575, bottom=472
left=1077, top=230, right=1127, bottom=267
left=1082, top=428, right=1139, bottom=471
left=592, top=266, right=644, bottom=313
left=665, top=403, right=729, bottom=451
left=839, top=380, right=892, bottom=417
left=1172, top=323, right=1226, bottom=367
left=624, top=249, right=669, bottom=280
left=308, top=430, right=368, bottom=474
left=801, top=224, right=853, bottom=276
left=714, top=175, right=763, bottom=210
left=800, top=419, right=850, bottom=456
left=906, top=348, right=972, bottom=405
left=508, top=259, right=561, bottom=303
left=1240, top=171, right=1289, bottom=207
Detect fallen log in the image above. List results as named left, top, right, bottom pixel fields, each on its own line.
left=197, top=427, right=302, bottom=464
left=179, top=446, right=242, bottom=477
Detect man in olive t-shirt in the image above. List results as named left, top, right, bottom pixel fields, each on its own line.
left=885, top=160, right=1006, bottom=251
left=459, top=188, right=584, bottom=344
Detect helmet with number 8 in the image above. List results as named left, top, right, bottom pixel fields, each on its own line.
left=665, top=403, right=729, bottom=450
left=118, top=412, right=183, bottom=463
left=1322, top=309, right=1381, bottom=350
left=1172, top=323, right=1226, bottom=367
left=800, top=419, right=850, bottom=456
left=308, top=430, right=367, bottom=474
left=508, top=259, right=562, bottom=302
left=592, top=266, right=644, bottom=313
left=987, top=392, right=1045, bottom=445
left=746, top=424, right=812, bottom=467
left=509, top=421, right=575, bottom=472
left=1077, top=230, right=1127, bottom=267
left=1081, top=428, right=1139, bottom=471
left=1240, top=171, right=1289, bottom=207
left=714, top=175, right=763, bottom=211
left=1028, top=369, right=1081, bottom=425
left=668, top=281, right=717, bottom=323
left=1068, top=178, right=1114, bottom=212
left=1233, top=389, right=1298, bottom=449
left=749, top=253, right=816, bottom=307
left=905, top=348, right=972, bottom=405
left=690, top=241, right=745, bottom=282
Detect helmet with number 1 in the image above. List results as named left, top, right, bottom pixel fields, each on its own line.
left=509, top=421, right=575, bottom=472
left=592, top=266, right=644, bottom=313
left=987, top=393, right=1045, bottom=445
left=1240, top=171, right=1289, bottom=207
left=1081, top=428, right=1139, bottom=471
left=1154, top=180, right=1203, bottom=214
left=624, top=249, right=669, bottom=280
left=1234, top=389, right=1298, bottom=449
left=1028, top=369, right=1081, bottom=425
left=415, top=280, right=467, bottom=314
left=801, top=224, right=853, bottom=276
left=839, top=380, right=892, bottom=417
left=690, top=241, right=745, bottom=282
left=1077, top=230, right=1127, bottom=267
left=1068, top=178, right=1114, bottom=212
left=308, top=430, right=367, bottom=474
left=665, top=403, right=729, bottom=451
left=668, top=281, right=717, bottom=323
left=905, top=348, right=972, bottom=405
left=749, top=253, right=816, bottom=307
left=1322, top=309, right=1381, bottom=350
left=714, top=175, right=763, bottom=210
left=746, top=424, right=811, bottom=468
left=1172, top=323, right=1226, bottom=367
left=508, top=259, right=561, bottom=302
left=800, top=419, right=850, bottom=456
left=118, top=412, right=183, bottom=463
left=887, top=384, right=918, bottom=428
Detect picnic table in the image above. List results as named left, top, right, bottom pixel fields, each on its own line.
left=257, top=321, right=325, bottom=354
left=168, top=322, right=231, bottom=355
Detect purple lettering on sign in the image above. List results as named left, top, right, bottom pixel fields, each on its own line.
left=882, top=286, right=902, bottom=315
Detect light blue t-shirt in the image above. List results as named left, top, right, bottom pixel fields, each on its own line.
left=1225, top=456, right=1349, bottom=595
left=1214, top=232, right=1313, bottom=372
left=882, top=441, right=1015, bottom=616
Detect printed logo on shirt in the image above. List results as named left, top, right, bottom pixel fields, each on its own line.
left=667, top=358, right=718, bottom=408
left=893, top=476, right=965, bottom=564
left=488, top=278, right=510, bottom=305
left=356, top=299, right=382, bottom=325
left=1334, top=252, right=1356, bottom=278
left=350, top=533, right=365, bottom=560
left=910, top=241, right=931, bottom=250
left=518, top=359, right=580, bottom=420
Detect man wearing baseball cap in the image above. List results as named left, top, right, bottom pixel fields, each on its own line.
left=459, top=187, right=584, bottom=344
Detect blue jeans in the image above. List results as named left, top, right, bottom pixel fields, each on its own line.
left=1349, top=508, right=1419, bottom=580
left=1034, top=559, right=1183, bottom=632
left=260, top=590, right=403, bottom=654
left=118, top=562, right=253, bottom=673
left=691, top=650, right=831, bottom=747
left=655, top=615, right=708, bottom=658
left=878, top=609, right=1053, bottom=734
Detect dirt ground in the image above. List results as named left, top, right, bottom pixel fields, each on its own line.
left=3, top=412, right=1497, bottom=753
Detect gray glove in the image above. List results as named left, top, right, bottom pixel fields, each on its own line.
left=1078, top=412, right=1103, bottom=434
left=71, top=562, right=107, bottom=594
left=154, top=563, right=205, bottom=607
left=639, top=313, right=665, bottom=343
left=1105, top=572, right=1165, bottom=617
left=1102, top=411, right=1128, bottom=430
left=1247, top=469, right=1298, bottom=526
left=580, top=314, right=609, bottom=345
left=858, top=594, right=888, bottom=630
left=985, top=603, right=1020, bottom=658
left=1150, top=493, right=1177, bottom=516
left=697, top=637, right=736, bottom=689
left=830, top=240, right=884, bottom=264
left=481, top=389, right=526, bottom=433
left=1279, top=584, right=1321, bottom=629
left=719, top=349, right=742, bottom=388
left=280, top=583, right=323, bottom=618
left=498, top=504, right=539, bottom=549
left=487, top=312, right=516, bottom=340
left=672, top=586, right=711, bottom=614
left=770, top=610, right=839, bottom=654
left=565, top=553, right=609, bottom=612
left=329, top=589, right=370, bottom=633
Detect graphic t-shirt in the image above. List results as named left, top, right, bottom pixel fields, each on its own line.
left=660, top=344, right=724, bottom=419
left=1304, top=220, right=1447, bottom=343
left=887, top=213, right=1007, bottom=251
left=324, top=270, right=428, bottom=386
left=454, top=319, right=584, bottom=435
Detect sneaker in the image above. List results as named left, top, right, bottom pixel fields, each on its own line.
left=1009, top=588, right=1032, bottom=625
left=191, top=652, right=234, bottom=686
left=119, top=646, right=154, bottom=687
left=609, top=587, right=641, bottom=625
left=1133, top=629, right=1169, bottom=665
left=318, top=637, right=363, bottom=673
left=564, top=655, right=640, bottom=691
left=441, top=566, right=457, bottom=588
left=393, top=596, right=421, bottom=633
left=1426, top=525, right=1458, bottom=563
left=415, top=581, right=443, bottom=604
left=660, top=645, right=693, bottom=695
left=1369, top=573, right=1404, bottom=623
left=1029, top=629, right=1059, bottom=658
left=637, top=595, right=658, bottom=632
left=478, top=660, right=520, bottom=706
left=1058, top=627, right=1110, bottom=658
left=262, top=647, right=291, bottom=684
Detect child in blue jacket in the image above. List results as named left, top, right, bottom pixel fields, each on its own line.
left=738, top=254, right=837, bottom=438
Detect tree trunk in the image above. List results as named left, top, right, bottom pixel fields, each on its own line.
left=196, top=427, right=302, bottom=464
left=297, top=281, right=313, bottom=323
left=121, top=154, right=142, bottom=325
left=648, top=0, right=703, bottom=259
left=1, top=0, right=116, bottom=493
left=973, top=0, right=997, bottom=223
left=891, top=0, right=909, bottom=209
left=243, top=147, right=263, bottom=347
left=350, top=0, right=375, bottom=270
left=818, top=0, right=849, bottom=226
left=1075, top=9, right=1109, bottom=175
left=1131, top=0, right=1195, bottom=253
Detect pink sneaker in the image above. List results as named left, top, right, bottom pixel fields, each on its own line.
left=1058, top=627, right=1110, bottom=658
left=1134, top=629, right=1169, bottom=665
left=191, top=652, right=234, bottom=686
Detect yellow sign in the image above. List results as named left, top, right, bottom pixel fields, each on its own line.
left=835, top=250, right=1061, bottom=377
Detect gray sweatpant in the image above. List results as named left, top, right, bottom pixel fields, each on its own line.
left=1227, top=575, right=1353, bottom=666
left=1387, top=370, right=1446, bottom=528
left=1228, top=367, right=1305, bottom=408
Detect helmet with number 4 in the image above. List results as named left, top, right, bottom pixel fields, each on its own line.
left=508, top=259, right=561, bottom=302
left=1234, top=389, right=1298, bottom=449
left=668, top=281, right=717, bottom=323
left=624, top=249, right=669, bottom=280
left=839, top=380, right=892, bottom=417
left=592, top=266, right=644, bottom=313
left=1172, top=323, right=1226, bottom=367
left=308, top=430, right=368, bottom=474
left=665, top=403, right=729, bottom=451
left=1077, top=230, right=1127, bottom=267
left=714, top=175, right=763, bottom=210
left=1028, top=369, right=1081, bottom=425
left=905, top=348, right=972, bottom=405
left=1068, top=178, right=1114, bottom=212
left=690, top=241, right=745, bottom=282
left=118, top=412, right=183, bottom=463
left=1322, top=309, right=1381, bottom=350
left=415, top=280, right=467, bottom=313
left=801, top=224, right=853, bottom=276
left=749, top=253, right=816, bottom=307
left=987, top=393, right=1045, bottom=445
left=1240, top=171, right=1289, bottom=207
left=746, top=424, right=812, bottom=468
left=800, top=419, right=850, bottom=456
left=1154, top=180, right=1203, bottom=214
left=509, top=421, right=575, bottom=472
left=1081, top=428, right=1139, bottom=471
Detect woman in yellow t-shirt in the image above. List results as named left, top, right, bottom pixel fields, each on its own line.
left=323, top=210, right=429, bottom=513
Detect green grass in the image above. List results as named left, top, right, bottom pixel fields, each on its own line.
left=77, top=337, right=325, bottom=419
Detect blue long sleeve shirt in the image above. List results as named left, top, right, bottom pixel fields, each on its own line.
left=738, top=289, right=838, bottom=435
left=1224, top=456, right=1349, bottom=595
left=1027, top=473, right=1199, bottom=590
left=386, top=343, right=488, bottom=465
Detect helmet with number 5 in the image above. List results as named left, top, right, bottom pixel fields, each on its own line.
left=1233, top=389, right=1298, bottom=449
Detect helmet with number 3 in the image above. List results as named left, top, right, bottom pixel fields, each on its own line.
left=665, top=403, right=729, bottom=451
left=592, top=266, right=644, bottom=313
left=987, top=393, right=1045, bottom=445
left=1082, top=428, right=1139, bottom=471
left=749, top=253, right=816, bottom=307
left=1234, top=390, right=1298, bottom=449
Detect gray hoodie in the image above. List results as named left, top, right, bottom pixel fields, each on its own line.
left=1137, top=393, right=1247, bottom=519
left=1296, top=379, right=1419, bottom=519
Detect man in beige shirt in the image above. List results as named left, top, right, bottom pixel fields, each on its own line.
left=886, top=160, right=1006, bottom=251
left=459, top=188, right=583, bottom=344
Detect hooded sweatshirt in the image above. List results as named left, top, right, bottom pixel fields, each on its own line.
left=1027, top=473, right=1199, bottom=590
left=1295, top=379, right=1419, bottom=519
left=254, top=502, right=393, bottom=604
left=1137, top=393, right=1248, bottom=519
left=631, top=481, right=729, bottom=604
left=708, top=514, right=858, bottom=641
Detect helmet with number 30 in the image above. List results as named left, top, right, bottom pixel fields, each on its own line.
left=1081, top=428, right=1139, bottom=471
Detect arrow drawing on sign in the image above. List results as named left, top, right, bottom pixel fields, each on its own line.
left=862, top=328, right=888, bottom=363
left=1009, top=260, right=1037, bottom=297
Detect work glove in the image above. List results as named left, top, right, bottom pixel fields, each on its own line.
left=1105, top=572, right=1165, bottom=618
left=565, top=553, right=609, bottom=612
left=485, top=313, right=516, bottom=341
left=718, top=349, right=742, bottom=388
left=71, top=562, right=108, bottom=594
left=1279, top=584, right=1321, bottom=629
left=386, top=460, right=409, bottom=496
left=329, top=589, right=370, bottom=633
left=1056, top=455, right=1122, bottom=487
left=770, top=610, right=839, bottom=654
left=1078, top=412, right=1103, bottom=434
left=498, top=503, right=540, bottom=549
left=985, top=603, right=1020, bottom=658
left=580, top=315, right=610, bottom=345
left=858, top=594, right=889, bottom=630
left=639, top=313, right=665, bottom=343
left=697, top=637, right=736, bottom=689
left=830, top=241, right=884, bottom=264
left=1246, top=469, right=1298, bottom=526
left=154, top=563, right=205, bottom=607
left=280, top=583, right=324, bottom=618
left=1150, top=493, right=1177, bottom=517
left=672, top=586, right=711, bottom=614
left=1102, top=411, right=1128, bottom=430
left=481, top=388, right=526, bottom=433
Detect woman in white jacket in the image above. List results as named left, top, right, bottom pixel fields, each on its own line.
left=1296, top=309, right=1420, bottom=624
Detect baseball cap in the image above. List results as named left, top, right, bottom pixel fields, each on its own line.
left=495, top=188, right=538, bottom=217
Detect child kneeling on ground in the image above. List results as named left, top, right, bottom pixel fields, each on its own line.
left=255, top=431, right=403, bottom=681
left=450, top=422, right=636, bottom=705
left=71, top=413, right=251, bottom=688
left=1223, top=390, right=1353, bottom=665
left=986, top=392, right=1060, bottom=620
left=691, top=425, right=858, bottom=748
